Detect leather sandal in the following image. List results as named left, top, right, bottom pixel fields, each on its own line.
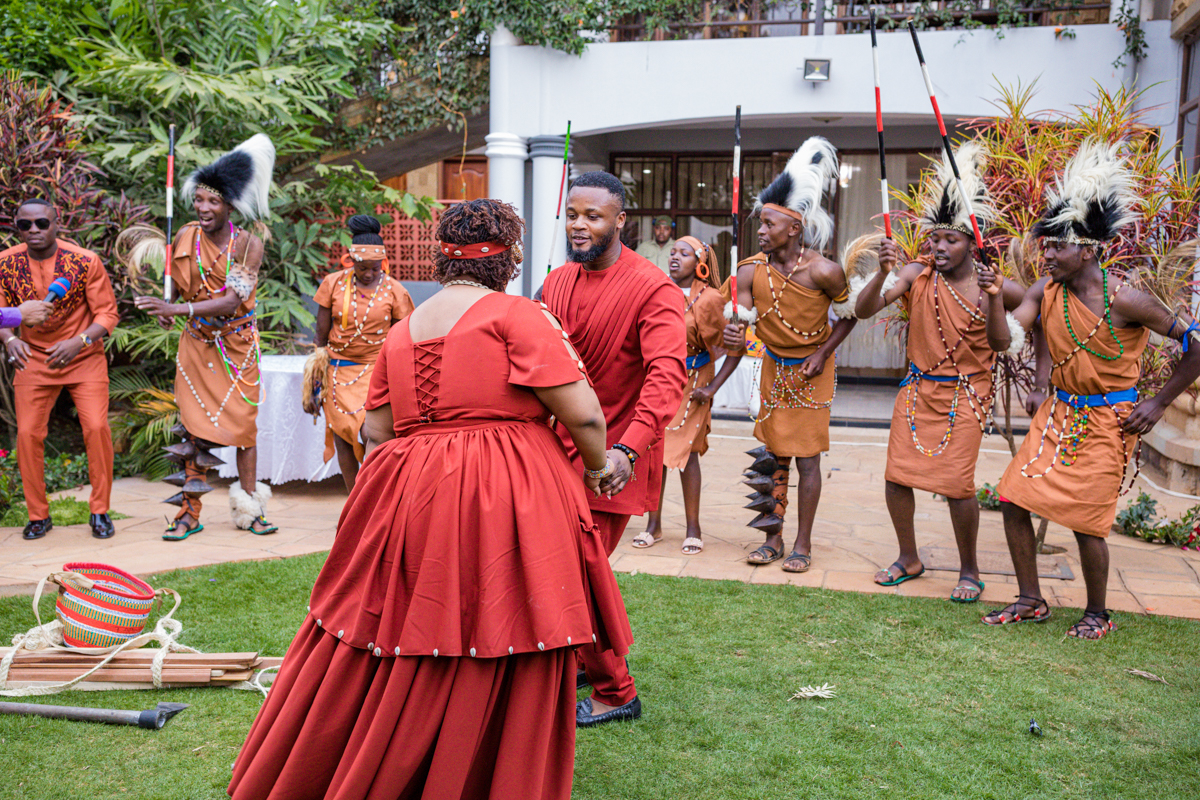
left=982, top=595, right=1051, bottom=625
left=747, top=543, right=783, bottom=565
left=631, top=531, right=661, bottom=549
left=781, top=551, right=811, bottom=573
left=1067, top=609, right=1115, bottom=640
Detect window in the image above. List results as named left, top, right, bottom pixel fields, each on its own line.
left=1179, top=36, right=1200, bottom=175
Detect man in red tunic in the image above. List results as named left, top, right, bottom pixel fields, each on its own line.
left=542, top=171, right=687, bottom=727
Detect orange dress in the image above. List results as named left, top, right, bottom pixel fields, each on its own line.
left=885, top=267, right=996, bottom=499
left=228, top=292, right=631, bottom=800
left=172, top=222, right=262, bottom=448
left=663, top=281, right=726, bottom=468
left=313, top=268, right=414, bottom=462
left=998, top=280, right=1149, bottom=537
left=748, top=257, right=843, bottom=458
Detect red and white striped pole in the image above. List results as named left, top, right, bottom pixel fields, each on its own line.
left=729, top=105, right=742, bottom=314
left=907, top=21, right=985, bottom=251
left=163, top=124, right=175, bottom=300
left=870, top=10, right=892, bottom=239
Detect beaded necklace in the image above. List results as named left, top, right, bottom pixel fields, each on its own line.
left=666, top=283, right=708, bottom=433
left=904, top=271, right=992, bottom=458
left=328, top=271, right=394, bottom=418
left=759, top=251, right=827, bottom=339
left=1063, top=268, right=1123, bottom=361
left=195, top=221, right=237, bottom=291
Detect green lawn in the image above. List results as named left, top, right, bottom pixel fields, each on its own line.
left=0, top=554, right=1197, bottom=800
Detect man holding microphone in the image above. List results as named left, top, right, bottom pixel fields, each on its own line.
left=0, top=199, right=120, bottom=540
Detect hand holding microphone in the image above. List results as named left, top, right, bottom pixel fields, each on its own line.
left=4, top=278, right=70, bottom=369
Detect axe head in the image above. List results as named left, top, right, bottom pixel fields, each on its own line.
left=744, top=492, right=778, bottom=514
left=138, top=702, right=190, bottom=730
left=163, top=471, right=188, bottom=487
left=747, top=452, right=780, bottom=476
left=181, top=479, right=214, bottom=495
left=162, top=442, right=197, bottom=462
left=742, top=473, right=775, bottom=493
left=193, top=451, right=226, bottom=469
left=748, top=512, right=785, bottom=536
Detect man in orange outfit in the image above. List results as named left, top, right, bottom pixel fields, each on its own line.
left=543, top=171, right=687, bottom=728
left=0, top=199, right=120, bottom=540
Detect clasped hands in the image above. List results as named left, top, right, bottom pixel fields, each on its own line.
left=582, top=448, right=634, bottom=498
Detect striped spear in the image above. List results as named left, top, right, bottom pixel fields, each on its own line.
left=546, top=120, right=572, bottom=275
left=729, top=105, right=742, bottom=314
left=869, top=10, right=892, bottom=239
left=907, top=21, right=985, bottom=251
left=163, top=124, right=175, bottom=300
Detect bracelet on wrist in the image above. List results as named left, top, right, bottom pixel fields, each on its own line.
left=612, top=443, right=638, bottom=466
left=584, top=459, right=614, bottom=480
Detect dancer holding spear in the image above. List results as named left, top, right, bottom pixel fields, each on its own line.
left=854, top=20, right=1024, bottom=601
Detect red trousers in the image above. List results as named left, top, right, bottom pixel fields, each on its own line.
left=15, top=381, right=112, bottom=520
left=577, top=510, right=637, bottom=706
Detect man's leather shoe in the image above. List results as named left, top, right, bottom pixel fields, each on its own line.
left=576, top=696, right=642, bottom=728
left=90, top=513, right=115, bottom=539
left=22, top=518, right=52, bottom=540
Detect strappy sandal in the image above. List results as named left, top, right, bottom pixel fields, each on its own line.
left=747, top=543, right=783, bottom=565
left=163, top=517, right=203, bottom=542
left=251, top=515, right=279, bottom=536
left=875, top=561, right=925, bottom=586
left=681, top=537, right=704, bottom=555
left=982, top=595, right=1051, bottom=626
left=1067, top=609, right=1116, bottom=640
left=632, top=531, right=661, bottom=549
left=781, top=551, right=811, bottom=573
left=950, top=576, right=985, bottom=604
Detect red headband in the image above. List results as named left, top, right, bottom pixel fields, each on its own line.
left=439, top=241, right=510, bottom=259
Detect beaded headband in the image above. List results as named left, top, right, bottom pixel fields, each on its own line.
left=439, top=241, right=511, bottom=259
left=348, top=244, right=387, bottom=261
left=927, top=223, right=974, bottom=236
left=762, top=203, right=805, bottom=223
left=195, top=183, right=224, bottom=200
left=1040, top=235, right=1106, bottom=248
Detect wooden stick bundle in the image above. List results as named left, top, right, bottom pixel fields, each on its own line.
left=0, top=648, right=281, bottom=688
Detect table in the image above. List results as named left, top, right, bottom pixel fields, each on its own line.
left=215, top=355, right=341, bottom=484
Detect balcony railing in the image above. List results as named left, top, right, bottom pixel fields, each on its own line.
left=607, top=1, right=1111, bottom=41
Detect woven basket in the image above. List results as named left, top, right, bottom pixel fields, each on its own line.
left=55, top=563, right=156, bottom=648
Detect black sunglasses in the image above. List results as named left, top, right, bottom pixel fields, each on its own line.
left=16, top=218, right=51, bottom=231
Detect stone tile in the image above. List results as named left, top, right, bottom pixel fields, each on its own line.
left=1118, top=573, right=1200, bottom=598
left=610, top=554, right=685, bottom=577
left=679, top=558, right=756, bottom=583
left=823, top=570, right=896, bottom=595
left=1136, top=595, right=1200, bottom=620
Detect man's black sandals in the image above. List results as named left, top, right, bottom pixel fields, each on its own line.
left=1067, top=609, right=1115, bottom=640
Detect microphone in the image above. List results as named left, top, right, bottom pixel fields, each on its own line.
left=43, top=277, right=71, bottom=303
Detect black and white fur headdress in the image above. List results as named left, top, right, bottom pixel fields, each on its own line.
left=918, top=141, right=997, bottom=236
left=183, top=133, right=275, bottom=221
left=1032, top=139, right=1138, bottom=247
left=751, top=136, right=839, bottom=251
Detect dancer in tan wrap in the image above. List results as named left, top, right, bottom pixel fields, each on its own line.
left=723, top=137, right=858, bottom=574
left=312, top=215, right=414, bottom=491
left=856, top=143, right=1023, bottom=602
left=135, top=134, right=277, bottom=540
left=638, top=236, right=741, bottom=554
left=981, top=140, right=1200, bottom=639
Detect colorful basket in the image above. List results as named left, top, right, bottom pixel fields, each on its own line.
left=55, top=563, right=156, bottom=648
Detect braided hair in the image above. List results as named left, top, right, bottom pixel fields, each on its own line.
left=433, top=199, right=524, bottom=291
left=347, top=214, right=384, bottom=245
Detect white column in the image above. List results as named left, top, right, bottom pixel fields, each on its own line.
left=528, top=135, right=572, bottom=300
left=488, top=24, right=530, bottom=296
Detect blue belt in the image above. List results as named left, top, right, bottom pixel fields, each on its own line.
left=686, top=351, right=712, bottom=370
left=762, top=346, right=807, bottom=367
left=1055, top=387, right=1138, bottom=408
left=899, top=362, right=977, bottom=387
left=196, top=309, right=256, bottom=327
left=330, top=358, right=361, bottom=367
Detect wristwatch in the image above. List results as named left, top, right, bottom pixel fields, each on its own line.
left=79, top=333, right=93, bottom=347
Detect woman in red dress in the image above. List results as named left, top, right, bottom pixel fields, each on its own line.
left=228, top=199, right=632, bottom=800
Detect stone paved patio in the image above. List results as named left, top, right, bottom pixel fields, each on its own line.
left=3, top=419, right=1200, bottom=620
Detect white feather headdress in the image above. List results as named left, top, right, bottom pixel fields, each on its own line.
left=918, top=141, right=997, bottom=235
left=752, top=136, right=839, bottom=250
left=1033, top=139, right=1138, bottom=245
left=182, top=133, right=275, bottom=221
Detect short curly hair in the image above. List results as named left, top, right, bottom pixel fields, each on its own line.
left=433, top=199, right=524, bottom=291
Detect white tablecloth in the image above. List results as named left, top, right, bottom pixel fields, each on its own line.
left=215, top=355, right=341, bottom=484
left=712, top=355, right=761, bottom=417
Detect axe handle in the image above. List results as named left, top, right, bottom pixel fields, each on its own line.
left=0, top=700, right=146, bottom=728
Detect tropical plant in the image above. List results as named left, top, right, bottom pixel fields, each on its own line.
left=0, top=0, right=86, bottom=74
left=108, top=365, right=179, bottom=481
